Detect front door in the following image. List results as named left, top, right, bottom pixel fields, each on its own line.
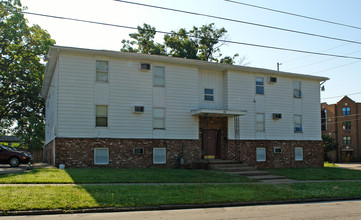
left=342, top=151, right=353, bottom=162
left=202, top=129, right=220, bottom=159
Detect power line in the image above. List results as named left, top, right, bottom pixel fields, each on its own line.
left=310, top=60, right=361, bottom=74
left=113, top=0, right=361, bottom=46
left=286, top=48, right=361, bottom=72
left=284, top=38, right=361, bottom=64
left=225, top=0, right=361, bottom=31
left=23, top=11, right=361, bottom=61
left=322, top=92, right=361, bottom=100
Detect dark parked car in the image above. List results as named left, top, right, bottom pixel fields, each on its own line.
left=0, top=145, right=31, bottom=167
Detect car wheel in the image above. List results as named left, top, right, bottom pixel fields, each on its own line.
left=9, top=157, right=20, bottom=167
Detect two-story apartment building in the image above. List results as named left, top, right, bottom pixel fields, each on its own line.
left=321, top=96, right=361, bottom=162
left=41, top=46, right=328, bottom=168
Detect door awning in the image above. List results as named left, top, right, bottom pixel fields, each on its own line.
left=191, top=108, right=247, bottom=117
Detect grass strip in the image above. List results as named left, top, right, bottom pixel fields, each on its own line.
left=265, top=167, right=361, bottom=180
left=0, top=168, right=254, bottom=184
left=0, top=182, right=360, bottom=211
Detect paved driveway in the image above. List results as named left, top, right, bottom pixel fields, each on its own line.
left=0, top=163, right=52, bottom=175
left=335, top=163, right=361, bottom=170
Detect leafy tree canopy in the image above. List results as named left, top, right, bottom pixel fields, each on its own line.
left=121, top=23, right=248, bottom=65
left=0, top=0, right=55, bottom=149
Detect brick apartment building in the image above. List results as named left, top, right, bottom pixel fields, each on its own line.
left=321, top=96, right=361, bottom=162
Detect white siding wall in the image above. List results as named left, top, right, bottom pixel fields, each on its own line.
left=57, top=53, right=95, bottom=137
left=56, top=53, right=199, bottom=139
left=226, top=71, right=255, bottom=139
left=44, top=61, right=58, bottom=144
left=198, top=69, right=224, bottom=109
left=226, top=71, right=321, bottom=141
left=109, top=59, right=153, bottom=138
left=54, top=52, right=321, bottom=141
left=165, top=65, right=199, bottom=139
left=301, top=80, right=322, bottom=140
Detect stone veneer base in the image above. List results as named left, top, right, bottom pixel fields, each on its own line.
left=44, top=138, right=323, bottom=168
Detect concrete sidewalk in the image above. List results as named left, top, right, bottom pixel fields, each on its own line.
left=335, top=163, right=361, bottom=170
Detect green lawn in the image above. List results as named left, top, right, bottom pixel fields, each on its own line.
left=266, top=167, right=361, bottom=180
left=0, top=168, right=254, bottom=184
left=324, top=162, right=338, bottom=167
left=1, top=182, right=361, bottom=211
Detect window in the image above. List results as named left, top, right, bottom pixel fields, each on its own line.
left=343, top=136, right=351, bottom=144
left=153, top=148, right=166, bottom=164
left=153, top=108, right=165, bottom=129
left=293, top=81, right=302, bottom=98
left=294, top=115, right=302, bottom=133
left=342, top=107, right=351, bottom=116
left=154, top=66, right=165, bottom=87
left=256, top=113, right=265, bottom=132
left=133, top=148, right=144, bottom=155
left=256, top=77, right=264, bottom=95
left=321, top=109, right=327, bottom=131
left=204, top=88, right=214, bottom=101
left=96, top=105, right=108, bottom=127
left=94, top=148, right=109, bottom=165
left=295, top=147, right=303, bottom=161
left=342, top=121, right=351, bottom=130
left=256, top=148, right=266, bottom=162
left=96, top=60, right=108, bottom=82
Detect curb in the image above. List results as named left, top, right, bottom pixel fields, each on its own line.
left=2, top=197, right=361, bottom=216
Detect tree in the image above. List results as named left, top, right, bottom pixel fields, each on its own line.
left=121, top=23, right=247, bottom=65
left=121, top=23, right=166, bottom=55
left=0, top=0, right=55, bottom=149
left=322, top=134, right=338, bottom=162
left=164, top=28, right=198, bottom=59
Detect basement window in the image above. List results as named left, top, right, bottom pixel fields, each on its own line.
left=256, top=148, right=266, bottom=162
left=94, top=148, right=109, bottom=165
left=295, top=147, right=303, bottom=161
left=153, top=148, right=166, bottom=164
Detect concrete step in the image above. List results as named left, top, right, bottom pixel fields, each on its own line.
left=215, top=167, right=257, bottom=172
left=230, top=170, right=270, bottom=176
left=247, top=175, right=287, bottom=180
left=209, top=163, right=251, bottom=169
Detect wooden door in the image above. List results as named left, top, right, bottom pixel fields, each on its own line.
left=202, top=129, right=219, bottom=159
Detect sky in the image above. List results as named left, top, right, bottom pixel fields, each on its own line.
left=21, top=0, right=361, bottom=104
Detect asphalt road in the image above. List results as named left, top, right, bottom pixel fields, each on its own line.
left=2, top=200, right=361, bottom=220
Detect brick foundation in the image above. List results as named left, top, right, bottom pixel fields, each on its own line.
left=46, top=138, right=201, bottom=168
left=44, top=138, right=323, bottom=168
left=228, top=140, right=324, bottom=168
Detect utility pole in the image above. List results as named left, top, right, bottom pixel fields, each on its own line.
left=277, top=62, right=282, bottom=71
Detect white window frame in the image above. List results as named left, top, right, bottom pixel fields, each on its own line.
left=94, top=148, right=109, bottom=165
left=295, top=147, right=303, bottom=161
left=256, top=113, right=265, bottom=132
left=153, top=108, right=165, bottom=129
left=96, top=60, right=108, bottom=82
left=153, top=66, right=165, bottom=87
left=294, top=115, right=302, bottom=133
left=256, top=77, right=264, bottom=95
left=153, top=148, right=166, bottom=164
left=96, top=105, right=108, bottom=127
left=256, top=148, right=266, bottom=162
left=204, top=88, right=214, bottom=102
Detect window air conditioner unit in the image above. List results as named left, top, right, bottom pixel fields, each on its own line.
left=294, top=90, right=302, bottom=98
left=273, top=147, right=282, bottom=153
left=140, top=63, right=151, bottom=71
left=272, top=113, right=282, bottom=119
left=268, top=76, right=277, bottom=84
left=133, top=106, right=144, bottom=113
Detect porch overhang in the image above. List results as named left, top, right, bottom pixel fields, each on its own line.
left=191, top=108, right=247, bottom=117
